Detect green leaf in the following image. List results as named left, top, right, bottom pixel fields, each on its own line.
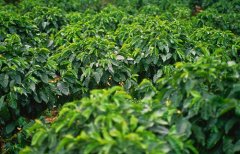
left=5, top=122, right=16, bottom=134
left=39, top=90, right=49, bottom=103
left=228, top=84, right=240, bottom=98
left=234, top=140, right=240, bottom=152
left=0, top=96, right=5, bottom=111
left=108, top=63, right=114, bottom=73
left=8, top=92, right=17, bottom=109
left=116, top=55, right=125, bottom=60
left=82, top=108, right=92, bottom=120
left=34, top=93, right=41, bottom=103
left=192, top=124, right=205, bottom=146
left=190, top=91, right=201, bottom=98
left=13, top=74, right=21, bottom=84
left=42, top=21, right=49, bottom=30
left=109, top=129, right=121, bottom=137
left=83, top=142, right=99, bottom=154
left=124, top=79, right=132, bottom=89
left=207, top=132, right=222, bottom=149
left=160, top=53, right=172, bottom=62
left=224, top=118, right=238, bottom=134
left=56, top=135, right=74, bottom=152
left=57, top=82, right=70, bottom=95
left=185, top=80, right=195, bottom=93
left=167, top=135, right=183, bottom=154
left=40, top=73, right=49, bottom=83
left=93, top=68, right=103, bottom=84
left=153, top=70, right=163, bottom=83
left=29, top=82, right=36, bottom=92
left=185, top=140, right=199, bottom=154
left=0, top=96, right=10, bottom=121
left=55, top=121, right=67, bottom=133
left=130, top=115, right=138, bottom=131
left=102, top=128, right=113, bottom=141
left=0, top=74, right=9, bottom=88
left=223, top=137, right=234, bottom=154
left=31, top=130, right=48, bottom=146
left=176, top=118, right=192, bottom=138
left=19, top=146, right=33, bottom=154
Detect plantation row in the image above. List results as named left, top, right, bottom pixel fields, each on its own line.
left=0, top=0, right=240, bottom=153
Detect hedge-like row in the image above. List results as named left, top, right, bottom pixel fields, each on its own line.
left=0, top=0, right=239, bottom=153
left=20, top=56, right=240, bottom=154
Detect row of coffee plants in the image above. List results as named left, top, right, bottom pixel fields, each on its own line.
left=20, top=86, right=197, bottom=154
left=193, top=0, right=240, bottom=35
left=0, top=0, right=239, bottom=153
left=20, top=56, right=240, bottom=154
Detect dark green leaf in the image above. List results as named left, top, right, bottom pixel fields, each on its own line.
left=57, top=82, right=70, bottom=95
left=0, top=74, right=9, bottom=88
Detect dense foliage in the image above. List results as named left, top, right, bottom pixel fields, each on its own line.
left=20, top=87, right=197, bottom=154
left=0, top=0, right=239, bottom=153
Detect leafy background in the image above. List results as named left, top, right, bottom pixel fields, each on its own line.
left=0, top=0, right=239, bottom=153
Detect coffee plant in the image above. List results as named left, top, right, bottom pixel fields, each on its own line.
left=156, top=56, right=240, bottom=153
left=20, top=87, right=197, bottom=154
left=0, top=0, right=240, bottom=153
